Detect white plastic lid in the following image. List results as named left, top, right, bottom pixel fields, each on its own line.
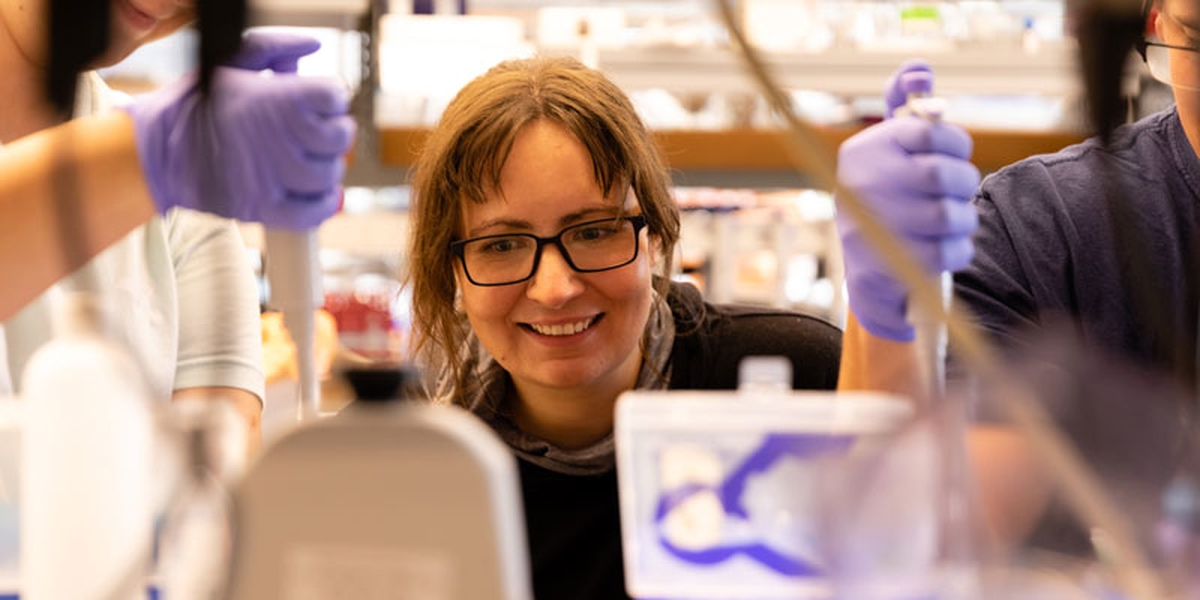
left=737, top=356, right=793, bottom=393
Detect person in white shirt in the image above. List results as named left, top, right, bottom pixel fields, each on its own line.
left=0, top=0, right=356, bottom=451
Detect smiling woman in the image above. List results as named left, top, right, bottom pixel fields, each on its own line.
left=406, top=56, right=842, bottom=600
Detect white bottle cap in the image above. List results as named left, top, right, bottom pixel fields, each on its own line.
left=737, top=355, right=793, bottom=393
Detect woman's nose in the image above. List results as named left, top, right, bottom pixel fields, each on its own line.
left=525, top=245, right=585, bottom=308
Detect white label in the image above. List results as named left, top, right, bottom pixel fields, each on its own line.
left=283, top=544, right=454, bottom=600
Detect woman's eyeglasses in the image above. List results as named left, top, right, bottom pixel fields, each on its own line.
left=450, top=216, right=648, bottom=287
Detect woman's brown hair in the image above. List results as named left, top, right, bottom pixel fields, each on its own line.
left=407, top=56, right=680, bottom=404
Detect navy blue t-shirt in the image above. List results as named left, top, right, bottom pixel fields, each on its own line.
left=957, top=106, right=1200, bottom=379
left=953, top=107, right=1200, bottom=553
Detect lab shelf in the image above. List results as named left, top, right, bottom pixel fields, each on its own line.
left=240, top=211, right=408, bottom=257
left=377, top=126, right=1087, bottom=177
left=592, top=42, right=1085, bottom=97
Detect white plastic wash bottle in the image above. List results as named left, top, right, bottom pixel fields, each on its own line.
left=20, top=293, right=154, bottom=600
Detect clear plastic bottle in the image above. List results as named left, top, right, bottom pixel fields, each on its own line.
left=20, top=293, right=154, bottom=600
left=158, top=409, right=236, bottom=600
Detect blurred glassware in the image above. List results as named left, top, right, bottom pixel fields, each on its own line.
left=814, top=400, right=967, bottom=599
left=321, top=252, right=409, bottom=363
left=616, top=390, right=914, bottom=599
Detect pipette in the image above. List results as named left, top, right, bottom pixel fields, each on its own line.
left=912, top=271, right=952, bottom=400
left=895, top=92, right=952, bottom=401
left=264, top=229, right=322, bottom=420
left=896, top=92, right=975, bottom=574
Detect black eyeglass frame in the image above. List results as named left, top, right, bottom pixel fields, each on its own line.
left=450, top=215, right=649, bottom=287
left=1136, top=37, right=1200, bottom=62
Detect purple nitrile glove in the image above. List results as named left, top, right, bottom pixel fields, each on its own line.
left=884, top=59, right=934, bottom=118
left=836, top=66, right=980, bottom=342
left=124, top=31, right=357, bottom=230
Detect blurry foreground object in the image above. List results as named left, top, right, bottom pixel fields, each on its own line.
left=615, top=336, right=1200, bottom=597
left=615, top=388, right=923, bottom=598
left=226, top=366, right=532, bottom=599
left=20, top=294, right=154, bottom=600
left=261, top=310, right=339, bottom=386
left=261, top=309, right=348, bottom=436
left=968, top=323, right=1200, bottom=596
left=157, top=399, right=248, bottom=600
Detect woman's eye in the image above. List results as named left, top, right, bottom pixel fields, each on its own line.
left=480, top=237, right=526, bottom=254
left=573, top=225, right=618, bottom=242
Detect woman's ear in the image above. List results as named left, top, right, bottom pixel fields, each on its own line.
left=451, top=271, right=465, bottom=312
left=648, top=234, right=665, bottom=274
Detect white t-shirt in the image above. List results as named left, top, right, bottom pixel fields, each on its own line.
left=1, top=73, right=264, bottom=402
left=0, top=325, right=9, bottom=397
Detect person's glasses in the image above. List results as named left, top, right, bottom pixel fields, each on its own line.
left=1138, top=11, right=1200, bottom=91
left=450, top=215, right=648, bottom=287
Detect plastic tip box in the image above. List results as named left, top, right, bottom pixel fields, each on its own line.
left=615, top=390, right=935, bottom=599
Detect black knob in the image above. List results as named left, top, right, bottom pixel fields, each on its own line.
left=344, top=365, right=419, bottom=403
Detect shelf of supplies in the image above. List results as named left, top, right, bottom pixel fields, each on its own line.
left=592, top=43, right=1084, bottom=97
left=378, top=126, right=1087, bottom=176
left=240, top=211, right=408, bottom=257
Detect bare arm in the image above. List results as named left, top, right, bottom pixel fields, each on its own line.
left=967, top=425, right=1055, bottom=548
left=0, top=112, right=155, bottom=321
left=173, top=387, right=263, bottom=459
left=837, top=311, right=922, bottom=397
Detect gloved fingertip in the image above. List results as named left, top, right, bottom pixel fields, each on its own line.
left=242, top=30, right=322, bottom=55
left=329, top=116, right=357, bottom=153
left=899, top=71, right=934, bottom=96
left=923, top=237, right=975, bottom=273
left=884, top=58, right=937, bottom=118
left=894, top=118, right=974, bottom=159
left=268, top=57, right=303, bottom=74
left=936, top=122, right=975, bottom=158
left=858, top=314, right=916, bottom=343
left=264, top=203, right=314, bottom=231
left=947, top=238, right=976, bottom=271
left=936, top=198, right=980, bottom=236
left=300, top=116, right=357, bottom=158
left=305, top=191, right=342, bottom=228
left=300, top=80, right=351, bottom=117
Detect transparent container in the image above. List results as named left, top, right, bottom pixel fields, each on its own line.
left=321, top=253, right=409, bottom=363
left=614, top=390, right=917, bottom=599
left=0, top=402, right=19, bottom=596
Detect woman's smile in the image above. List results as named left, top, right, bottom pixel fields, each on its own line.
left=522, top=314, right=602, bottom=338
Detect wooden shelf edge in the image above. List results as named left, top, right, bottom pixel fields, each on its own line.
left=379, top=126, right=1088, bottom=177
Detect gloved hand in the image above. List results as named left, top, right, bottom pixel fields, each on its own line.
left=125, top=31, right=356, bottom=230
left=836, top=63, right=980, bottom=341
